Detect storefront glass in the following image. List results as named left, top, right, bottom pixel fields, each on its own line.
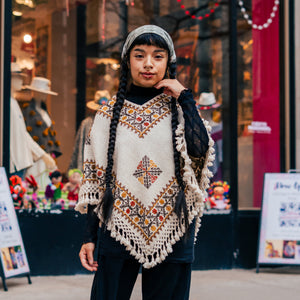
left=10, top=1, right=78, bottom=210
left=9, top=0, right=231, bottom=212
left=237, top=0, right=281, bottom=209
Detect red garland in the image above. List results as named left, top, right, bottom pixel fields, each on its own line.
left=177, top=0, right=221, bottom=20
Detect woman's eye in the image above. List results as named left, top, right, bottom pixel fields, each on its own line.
left=135, top=54, right=143, bottom=58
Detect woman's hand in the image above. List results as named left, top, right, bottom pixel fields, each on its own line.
left=154, top=79, right=185, bottom=99
left=79, top=242, right=98, bottom=272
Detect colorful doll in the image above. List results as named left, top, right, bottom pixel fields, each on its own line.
left=62, top=169, right=82, bottom=209
left=45, top=170, right=63, bottom=203
left=25, top=175, right=40, bottom=209
left=9, top=175, right=26, bottom=209
left=206, top=181, right=231, bottom=210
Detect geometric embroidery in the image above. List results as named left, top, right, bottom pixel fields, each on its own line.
left=114, top=178, right=179, bottom=242
left=82, top=160, right=105, bottom=188
left=98, top=95, right=172, bottom=138
left=81, top=162, right=178, bottom=243
left=133, top=155, right=162, bottom=189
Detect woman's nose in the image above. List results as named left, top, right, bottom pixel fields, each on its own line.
left=144, top=56, right=153, bottom=68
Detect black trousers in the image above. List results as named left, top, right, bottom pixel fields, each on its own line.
left=90, top=255, right=192, bottom=300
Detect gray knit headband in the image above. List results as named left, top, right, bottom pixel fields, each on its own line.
left=121, top=25, right=176, bottom=63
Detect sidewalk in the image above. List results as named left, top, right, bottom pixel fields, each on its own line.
left=1, top=267, right=300, bottom=300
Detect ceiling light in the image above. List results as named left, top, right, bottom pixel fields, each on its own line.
left=23, top=34, right=32, bottom=44
left=16, top=0, right=35, bottom=8
left=13, top=10, right=23, bottom=16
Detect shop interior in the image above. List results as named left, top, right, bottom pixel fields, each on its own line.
left=9, top=0, right=254, bottom=211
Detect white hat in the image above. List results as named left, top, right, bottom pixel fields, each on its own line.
left=23, top=77, right=58, bottom=96
left=86, top=90, right=111, bottom=110
left=11, top=62, right=26, bottom=77
left=197, top=92, right=221, bottom=110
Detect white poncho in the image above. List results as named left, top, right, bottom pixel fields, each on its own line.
left=76, top=94, right=214, bottom=268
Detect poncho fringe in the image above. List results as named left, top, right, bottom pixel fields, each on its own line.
left=175, top=119, right=215, bottom=242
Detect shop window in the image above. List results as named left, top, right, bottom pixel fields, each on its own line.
left=10, top=1, right=79, bottom=210
left=9, top=0, right=231, bottom=213
left=237, top=0, right=281, bottom=209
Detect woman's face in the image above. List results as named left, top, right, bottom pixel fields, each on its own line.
left=129, top=44, right=168, bottom=88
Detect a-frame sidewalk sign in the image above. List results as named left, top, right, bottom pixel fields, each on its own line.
left=256, top=171, right=300, bottom=273
left=0, top=167, right=31, bottom=291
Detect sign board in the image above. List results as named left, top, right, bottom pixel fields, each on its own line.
left=0, top=167, right=30, bottom=281
left=257, top=173, right=300, bottom=268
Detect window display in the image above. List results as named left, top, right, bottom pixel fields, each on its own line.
left=196, top=92, right=223, bottom=183
left=237, top=0, right=281, bottom=208
left=68, top=90, right=111, bottom=172
left=205, top=180, right=231, bottom=212
left=10, top=63, right=55, bottom=179
left=10, top=0, right=230, bottom=211
left=20, top=77, right=60, bottom=190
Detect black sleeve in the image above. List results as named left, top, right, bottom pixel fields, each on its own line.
left=177, top=89, right=209, bottom=157
left=82, top=204, right=99, bottom=244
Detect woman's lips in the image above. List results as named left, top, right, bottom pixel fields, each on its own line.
left=141, top=72, right=154, bottom=79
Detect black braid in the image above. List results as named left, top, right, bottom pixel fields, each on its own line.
left=169, top=62, right=189, bottom=232
left=100, top=60, right=128, bottom=224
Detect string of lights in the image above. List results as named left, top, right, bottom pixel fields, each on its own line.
left=176, top=0, right=221, bottom=21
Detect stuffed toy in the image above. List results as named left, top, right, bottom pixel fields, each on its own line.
left=62, top=169, right=82, bottom=209
left=206, top=181, right=231, bottom=210
left=25, top=175, right=40, bottom=209
left=45, top=170, right=63, bottom=203
left=9, top=175, right=26, bottom=209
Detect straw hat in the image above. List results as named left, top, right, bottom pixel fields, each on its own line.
left=86, top=90, right=111, bottom=110
left=197, top=92, right=221, bottom=110
left=11, top=62, right=26, bottom=77
left=23, top=77, right=58, bottom=96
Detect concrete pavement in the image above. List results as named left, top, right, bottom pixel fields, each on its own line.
left=1, top=267, right=300, bottom=300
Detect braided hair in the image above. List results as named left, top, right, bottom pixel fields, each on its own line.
left=101, top=33, right=189, bottom=231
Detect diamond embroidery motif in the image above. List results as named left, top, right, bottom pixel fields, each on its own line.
left=133, top=156, right=162, bottom=189
left=98, top=96, right=172, bottom=138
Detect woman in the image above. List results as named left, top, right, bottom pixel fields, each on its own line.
left=76, top=25, right=214, bottom=300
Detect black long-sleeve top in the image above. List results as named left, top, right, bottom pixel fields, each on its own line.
left=83, top=84, right=209, bottom=260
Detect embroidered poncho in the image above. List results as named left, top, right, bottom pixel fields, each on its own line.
left=76, top=94, right=214, bottom=268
